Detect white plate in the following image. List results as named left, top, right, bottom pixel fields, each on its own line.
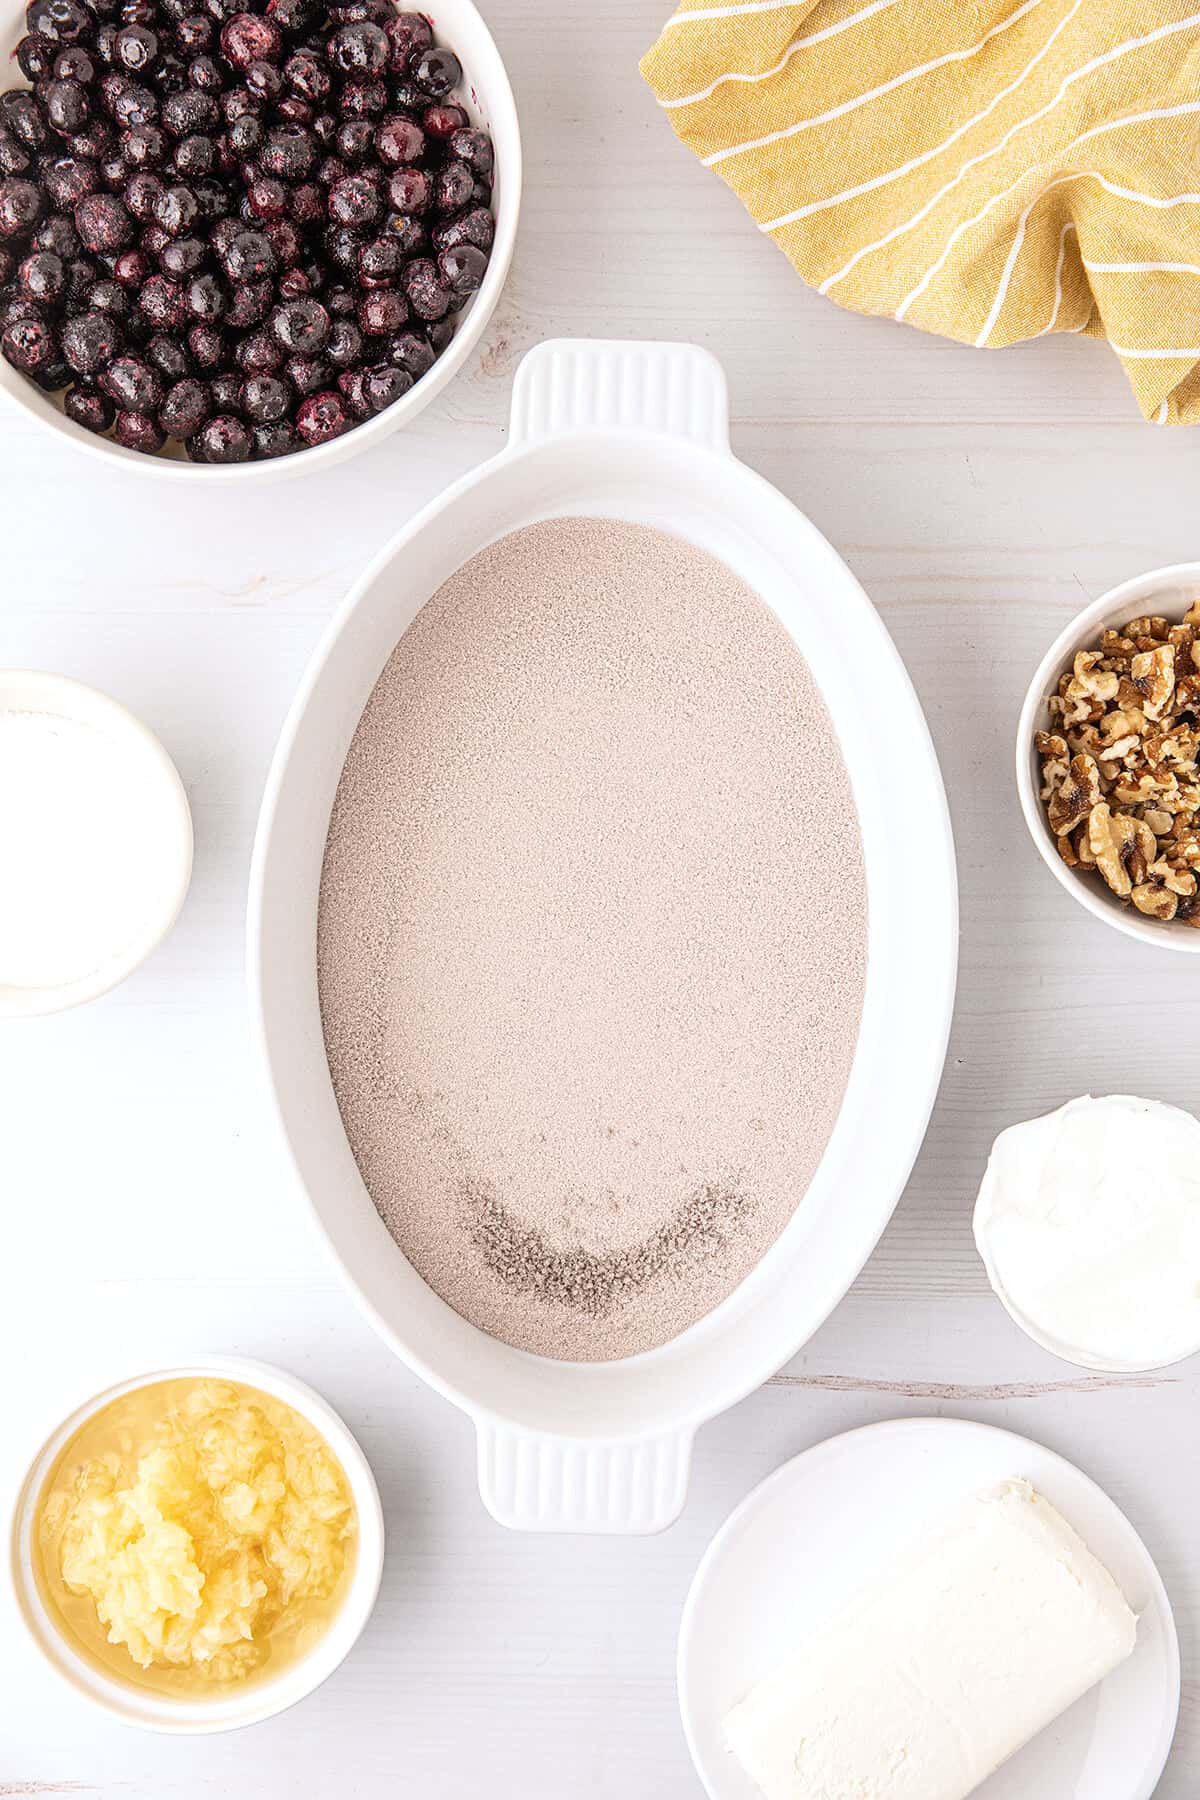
left=678, top=1418, right=1179, bottom=1800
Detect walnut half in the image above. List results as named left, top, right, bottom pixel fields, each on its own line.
left=1088, top=804, right=1154, bottom=897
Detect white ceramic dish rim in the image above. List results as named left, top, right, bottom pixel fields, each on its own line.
left=0, top=668, right=194, bottom=1017
left=1015, top=561, right=1200, bottom=952
left=676, top=1416, right=1181, bottom=1800
left=247, top=338, right=959, bottom=1532
left=7, top=1355, right=385, bottom=1734
left=0, top=0, right=522, bottom=483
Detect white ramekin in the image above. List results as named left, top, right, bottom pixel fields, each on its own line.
left=0, top=0, right=522, bottom=482
left=8, top=1357, right=385, bottom=1733
left=0, top=669, right=194, bottom=1017
left=973, top=1095, right=1200, bottom=1375
left=1015, top=562, right=1200, bottom=953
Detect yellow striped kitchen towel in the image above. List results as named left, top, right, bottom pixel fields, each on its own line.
left=641, top=0, right=1200, bottom=423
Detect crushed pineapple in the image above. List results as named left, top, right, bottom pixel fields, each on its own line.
left=36, top=1378, right=356, bottom=1693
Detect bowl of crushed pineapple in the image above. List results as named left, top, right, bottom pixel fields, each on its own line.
left=9, top=1358, right=384, bottom=1732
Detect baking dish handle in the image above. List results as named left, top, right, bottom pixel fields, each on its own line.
left=508, top=337, right=730, bottom=453
left=476, top=1420, right=694, bottom=1534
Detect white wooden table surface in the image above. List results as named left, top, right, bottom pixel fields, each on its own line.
left=3, top=3, right=1200, bottom=1793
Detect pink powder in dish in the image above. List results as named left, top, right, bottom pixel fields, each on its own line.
left=317, top=517, right=866, bottom=1361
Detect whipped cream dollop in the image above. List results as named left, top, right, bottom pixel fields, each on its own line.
left=974, top=1094, right=1200, bottom=1372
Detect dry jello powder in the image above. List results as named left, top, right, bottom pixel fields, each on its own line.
left=318, top=519, right=867, bottom=1361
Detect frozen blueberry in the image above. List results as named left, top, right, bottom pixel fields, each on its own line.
left=251, top=416, right=298, bottom=456
left=1, top=312, right=58, bottom=373
left=361, top=358, right=410, bottom=411
left=409, top=45, right=461, bottom=99
left=17, top=250, right=66, bottom=306
left=269, top=292, right=327, bottom=351
left=64, top=380, right=114, bottom=430
left=159, top=372, right=208, bottom=434
left=0, top=177, right=44, bottom=236
left=220, top=12, right=282, bottom=68
left=113, top=405, right=164, bottom=449
left=100, top=349, right=161, bottom=407
left=387, top=327, right=434, bottom=380
left=190, top=410, right=251, bottom=459
left=438, top=242, right=486, bottom=296
left=74, top=188, right=132, bottom=250
left=60, top=302, right=122, bottom=369
left=295, top=385, right=346, bottom=443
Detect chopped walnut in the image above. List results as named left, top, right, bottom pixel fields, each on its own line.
left=1167, top=623, right=1200, bottom=671
left=1036, top=598, right=1200, bottom=927
left=1129, top=644, right=1175, bottom=719
left=1111, top=770, right=1162, bottom=808
left=1047, top=753, right=1101, bottom=835
left=1150, top=857, right=1197, bottom=898
left=1132, top=882, right=1178, bottom=920
left=1171, top=826, right=1200, bottom=865
left=1127, top=615, right=1170, bottom=641
left=1095, top=711, right=1143, bottom=760
left=1073, top=649, right=1120, bottom=703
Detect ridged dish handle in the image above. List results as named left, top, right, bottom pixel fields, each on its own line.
left=508, top=338, right=730, bottom=452
left=476, top=1421, right=694, bottom=1534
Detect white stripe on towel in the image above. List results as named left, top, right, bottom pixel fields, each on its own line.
left=1037, top=221, right=1077, bottom=335
left=664, top=0, right=889, bottom=28
left=1084, top=259, right=1200, bottom=275
left=1109, top=344, right=1200, bottom=358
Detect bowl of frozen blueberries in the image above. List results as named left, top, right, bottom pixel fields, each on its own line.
left=0, top=0, right=519, bottom=474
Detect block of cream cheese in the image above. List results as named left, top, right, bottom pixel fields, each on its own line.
left=974, top=1093, right=1200, bottom=1371
left=723, top=1479, right=1136, bottom=1800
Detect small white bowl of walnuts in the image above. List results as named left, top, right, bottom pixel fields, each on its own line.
left=1017, top=562, right=1200, bottom=951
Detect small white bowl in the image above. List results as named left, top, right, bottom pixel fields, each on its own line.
left=973, top=1095, right=1200, bottom=1375
left=8, top=1357, right=385, bottom=1734
left=0, top=0, right=522, bottom=483
left=1016, top=562, right=1200, bottom=952
left=0, top=670, right=193, bottom=1017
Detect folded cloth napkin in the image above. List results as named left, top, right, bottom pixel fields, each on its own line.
left=641, top=0, right=1200, bottom=422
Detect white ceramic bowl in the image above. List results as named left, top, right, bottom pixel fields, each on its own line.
left=1016, top=562, right=1200, bottom=952
left=249, top=338, right=959, bottom=1534
left=8, top=1356, right=385, bottom=1733
left=0, top=0, right=521, bottom=482
left=0, top=669, right=193, bottom=1016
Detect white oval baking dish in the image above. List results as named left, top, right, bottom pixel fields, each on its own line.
left=249, top=338, right=958, bottom=1534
